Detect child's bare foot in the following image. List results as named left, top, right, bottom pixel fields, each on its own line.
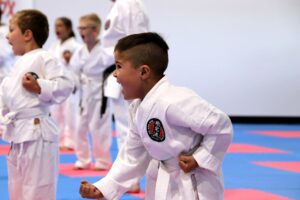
left=73, top=162, right=91, bottom=170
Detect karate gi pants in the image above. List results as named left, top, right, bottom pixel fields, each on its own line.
left=75, top=98, right=112, bottom=169
left=7, top=137, right=58, bottom=200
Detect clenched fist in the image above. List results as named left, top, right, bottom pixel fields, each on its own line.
left=22, top=72, right=41, bottom=94
left=80, top=180, right=103, bottom=199
left=178, top=154, right=199, bottom=173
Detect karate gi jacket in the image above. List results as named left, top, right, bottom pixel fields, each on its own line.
left=70, top=42, right=107, bottom=102
left=48, top=37, right=80, bottom=66
left=94, top=76, right=233, bottom=200
left=0, top=49, right=74, bottom=143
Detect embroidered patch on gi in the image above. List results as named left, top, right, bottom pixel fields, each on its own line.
left=147, top=118, right=165, bottom=142
left=105, top=20, right=110, bottom=30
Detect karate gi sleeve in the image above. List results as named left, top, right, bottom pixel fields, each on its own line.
left=0, top=47, right=7, bottom=66
left=37, top=56, right=74, bottom=104
left=0, top=42, right=13, bottom=67
left=93, top=104, right=151, bottom=199
left=117, top=0, right=149, bottom=34
left=68, top=47, right=83, bottom=90
left=166, top=94, right=233, bottom=175
left=0, top=82, right=9, bottom=121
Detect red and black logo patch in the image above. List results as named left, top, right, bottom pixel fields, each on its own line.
left=146, top=118, right=165, bottom=142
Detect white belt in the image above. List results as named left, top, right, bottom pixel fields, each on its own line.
left=0, top=107, right=50, bottom=125
left=155, top=158, right=199, bottom=200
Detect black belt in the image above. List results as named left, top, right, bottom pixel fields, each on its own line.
left=100, top=64, right=116, bottom=117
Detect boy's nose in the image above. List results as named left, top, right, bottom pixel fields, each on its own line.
left=113, top=70, right=117, bottom=77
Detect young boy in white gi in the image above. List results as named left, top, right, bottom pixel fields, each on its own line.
left=2, top=9, right=74, bottom=200
left=79, top=32, right=233, bottom=200
left=70, top=13, right=112, bottom=170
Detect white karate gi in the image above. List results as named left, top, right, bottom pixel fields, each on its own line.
left=0, top=48, right=74, bottom=200
left=0, top=25, right=14, bottom=83
left=102, top=0, right=149, bottom=149
left=70, top=42, right=112, bottom=169
left=48, top=37, right=81, bottom=149
left=94, top=77, right=233, bottom=200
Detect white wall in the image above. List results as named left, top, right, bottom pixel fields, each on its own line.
left=15, top=0, right=300, bottom=116
left=33, top=0, right=112, bottom=47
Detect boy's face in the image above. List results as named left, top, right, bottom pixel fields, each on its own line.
left=78, top=20, right=98, bottom=44
left=6, top=18, right=26, bottom=55
left=113, top=50, right=144, bottom=100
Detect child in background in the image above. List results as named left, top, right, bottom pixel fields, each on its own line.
left=70, top=13, right=112, bottom=170
left=48, top=17, right=81, bottom=151
left=0, top=7, right=14, bottom=136
left=79, top=32, right=233, bottom=200
left=2, top=9, right=74, bottom=200
left=102, top=0, right=149, bottom=149
left=102, top=0, right=150, bottom=192
left=0, top=6, right=14, bottom=84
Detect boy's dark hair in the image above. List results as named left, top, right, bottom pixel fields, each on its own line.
left=115, top=32, right=169, bottom=76
left=57, top=17, right=75, bottom=38
left=14, top=9, right=49, bottom=47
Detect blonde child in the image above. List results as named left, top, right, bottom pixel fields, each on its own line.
left=79, top=32, right=233, bottom=200
left=70, top=13, right=112, bottom=170
left=2, top=9, right=74, bottom=200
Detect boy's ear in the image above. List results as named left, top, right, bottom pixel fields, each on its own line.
left=93, top=27, right=100, bottom=37
left=139, top=65, right=151, bottom=80
left=23, top=29, right=33, bottom=42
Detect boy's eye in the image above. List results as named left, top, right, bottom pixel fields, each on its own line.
left=116, top=64, right=121, bottom=69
